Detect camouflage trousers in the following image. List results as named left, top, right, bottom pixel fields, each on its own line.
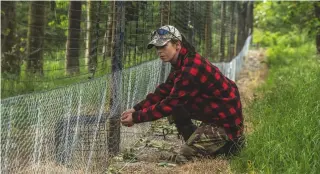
left=168, top=123, right=243, bottom=164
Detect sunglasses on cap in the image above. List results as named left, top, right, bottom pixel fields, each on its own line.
left=151, top=28, right=177, bottom=39
left=156, top=28, right=172, bottom=35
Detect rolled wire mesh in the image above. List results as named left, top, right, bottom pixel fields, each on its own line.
left=1, top=1, right=253, bottom=173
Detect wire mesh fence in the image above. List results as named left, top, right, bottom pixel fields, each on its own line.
left=1, top=59, right=171, bottom=173
left=1, top=1, right=254, bottom=173
left=1, top=1, right=253, bottom=98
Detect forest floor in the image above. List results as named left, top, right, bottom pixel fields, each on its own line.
left=108, top=49, right=268, bottom=174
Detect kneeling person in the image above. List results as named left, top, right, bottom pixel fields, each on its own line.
left=121, top=25, right=244, bottom=163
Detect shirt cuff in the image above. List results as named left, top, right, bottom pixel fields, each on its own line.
left=132, top=111, right=142, bottom=123
left=133, top=104, right=142, bottom=111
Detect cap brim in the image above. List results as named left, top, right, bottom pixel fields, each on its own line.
left=147, top=38, right=170, bottom=49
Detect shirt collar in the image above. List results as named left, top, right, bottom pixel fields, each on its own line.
left=172, top=47, right=188, bottom=70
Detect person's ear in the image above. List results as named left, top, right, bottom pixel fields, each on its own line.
left=176, top=41, right=182, bottom=50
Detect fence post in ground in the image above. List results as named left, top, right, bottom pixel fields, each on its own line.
left=108, top=1, right=124, bottom=157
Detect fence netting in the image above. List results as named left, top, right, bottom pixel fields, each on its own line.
left=1, top=1, right=253, bottom=173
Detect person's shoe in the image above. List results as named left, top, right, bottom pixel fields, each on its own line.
left=167, top=154, right=189, bottom=164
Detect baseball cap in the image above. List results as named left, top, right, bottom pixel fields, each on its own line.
left=147, top=25, right=182, bottom=49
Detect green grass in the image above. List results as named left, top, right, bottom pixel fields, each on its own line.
left=231, top=32, right=320, bottom=173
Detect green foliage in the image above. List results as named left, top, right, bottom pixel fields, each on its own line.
left=262, top=30, right=314, bottom=67
left=232, top=3, right=320, bottom=171
left=231, top=33, right=320, bottom=173
left=255, top=1, right=319, bottom=36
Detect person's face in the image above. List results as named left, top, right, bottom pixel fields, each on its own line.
left=155, top=41, right=181, bottom=64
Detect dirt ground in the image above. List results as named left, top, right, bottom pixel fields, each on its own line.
left=108, top=49, right=268, bottom=174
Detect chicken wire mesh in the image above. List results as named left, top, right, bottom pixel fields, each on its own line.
left=1, top=59, right=172, bottom=173
left=1, top=1, right=253, bottom=173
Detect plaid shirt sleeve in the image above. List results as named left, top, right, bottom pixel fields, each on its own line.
left=132, top=66, right=199, bottom=123
left=133, top=71, right=175, bottom=111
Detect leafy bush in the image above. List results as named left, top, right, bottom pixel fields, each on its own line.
left=255, top=30, right=314, bottom=68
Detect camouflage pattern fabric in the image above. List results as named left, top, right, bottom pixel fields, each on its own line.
left=167, top=123, right=230, bottom=164
left=181, top=123, right=228, bottom=157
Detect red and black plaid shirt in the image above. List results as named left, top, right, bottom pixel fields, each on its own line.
left=132, top=47, right=243, bottom=140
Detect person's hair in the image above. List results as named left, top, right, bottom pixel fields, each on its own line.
left=171, top=34, right=196, bottom=57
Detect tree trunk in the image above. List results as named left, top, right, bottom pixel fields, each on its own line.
left=219, top=2, right=226, bottom=62
left=249, top=2, right=254, bottom=36
left=160, top=1, right=170, bottom=25
left=236, top=2, right=247, bottom=55
left=159, top=1, right=171, bottom=83
left=187, top=1, right=195, bottom=45
left=315, top=2, right=320, bottom=54
left=205, top=1, right=213, bottom=58
left=108, top=1, right=125, bottom=157
left=229, top=2, right=236, bottom=61
left=1, top=1, right=20, bottom=76
left=85, top=1, right=98, bottom=73
left=26, top=1, right=46, bottom=75
left=179, top=2, right=189, bottom=35
left=103, top=1, right=115, bottom=61
left=65, top=1, right=82, bottom=75
left=213, top=2, right=221, bottom=60
left=246, top=2, right=253, bottom=38
left=236, top=2, right=241, bottom=55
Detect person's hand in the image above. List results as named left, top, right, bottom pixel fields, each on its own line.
left=121, top=108, right=135, bottom=117
left=121, top=112, right=134, bottom=127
